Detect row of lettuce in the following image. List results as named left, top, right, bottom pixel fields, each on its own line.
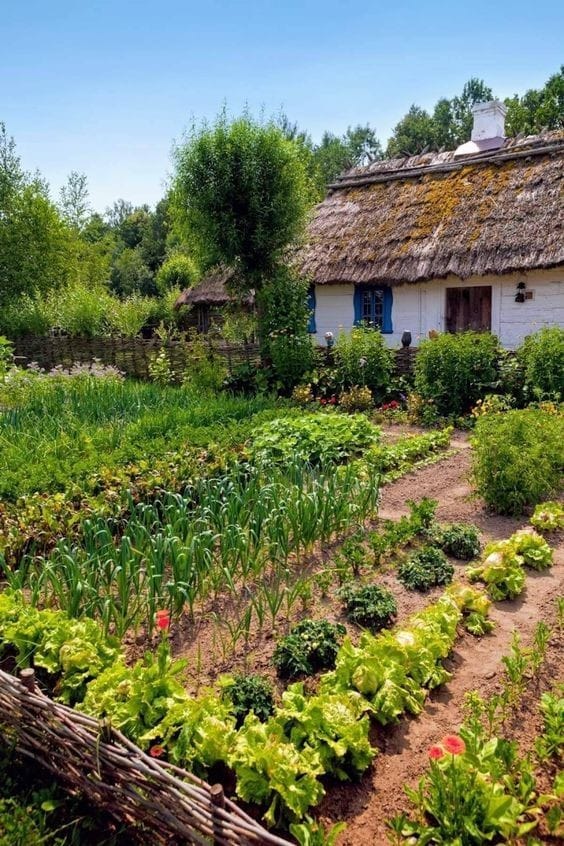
left=1, top=520, right=557, bottom=829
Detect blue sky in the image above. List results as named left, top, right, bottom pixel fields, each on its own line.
left=2, top=0, right=562, bottom=211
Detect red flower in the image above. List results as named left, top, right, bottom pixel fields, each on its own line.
left=390, top=400, right=399, bottom=408
left=149, top=745, right=165, bottom=758
left=320, top=399, right=327, bottom=405
left=428, top=744, right=445, bottom=760
left=155, top=610, right=170, bottom=631
left=329, top=396, right=337, bottom=404
left=442, top=734, right=466, bottom=755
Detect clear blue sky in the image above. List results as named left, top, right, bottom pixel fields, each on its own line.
left=2, top=0, right=562, bottom=212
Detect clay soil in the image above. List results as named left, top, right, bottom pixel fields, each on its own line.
left=316, top=434, right=564, bottom=845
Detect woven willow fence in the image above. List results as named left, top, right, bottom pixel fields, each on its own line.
left=13, top=335, right=418, bottom=380
left=13, top=336, right=262, bottom=380
left=0, top=668, right=292, bottom=846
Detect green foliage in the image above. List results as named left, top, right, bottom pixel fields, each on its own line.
left=338, top=583, right=397, bottom=631
left=273, top=619, right=346, bottom=679
left=334, top=326, right=393, bottom=402
left=173, top=111, right=314, bottom=284
left=510, top=528, right=553, bottom=571
left=398, top=547, right=454, bottom=592
left=531, top=501, right=564, bottom=533
left=339, top=385, right=373, bottom=412
left=274, top=683, right=375, bottom=780
left=156, top=252, right=199, bottom=294
left=219, top=674, right=274, bottom=727
left=369, top=498, right=438, bottom=565
left=518, top=327, right=564, bottom=400
left=249, top=412, right=379, bottom=465
left=505, top=66, right=564, bottom=135
left=322, top=595, right=461, bottom=724
left=446, top=583, right=494, bottom=636
left=471, top=408, right=564, bottom=515
left=414, top=332, right=500, bottom=417
left=258, top=267, right=315, bottom=391
left=312, top=124, right=382, bottom=189
left=535, top=687, right=564, bottom=761
left=467, top=540, right=526, bottom=601
left=0, top=592, right=120, bottom=704
left=391, top=728, right=542, bottom=844
left=290, top=818, right=347, bottom=846
left=110, top=246, right=156, bottom=296
left=438, top=524, right=481, bottom=561
left=228, top=715, right=325, bottom=826
left=387, top=78, right=493, bottom=156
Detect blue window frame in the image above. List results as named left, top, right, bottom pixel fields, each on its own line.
left=353, top=285, right=393, bottom=334
left=307, top=285, right=316, bottom=334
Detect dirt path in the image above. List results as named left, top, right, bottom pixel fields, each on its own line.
left=318, top=435, right=564, bottom=845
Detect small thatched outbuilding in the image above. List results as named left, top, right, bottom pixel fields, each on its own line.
left=175, top=266, right=254, bottom=333
left=299, top=101, right=564, bottom=348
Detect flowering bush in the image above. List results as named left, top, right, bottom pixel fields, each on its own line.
left=291, top=384, right=314, bottom=406
left=339, top=386, right=373, bottom=412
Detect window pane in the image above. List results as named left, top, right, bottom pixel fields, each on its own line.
left=362, top=291, right=372, bottom=323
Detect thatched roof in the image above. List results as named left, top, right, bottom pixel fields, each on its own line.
left=300, top=130, right=564, bottom=285
left=175, top=267, right=254, bottom=307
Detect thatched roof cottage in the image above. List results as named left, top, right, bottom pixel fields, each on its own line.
left=300, top=101, right=564, bottom=348
left=175, top=266, right=254, bottom=332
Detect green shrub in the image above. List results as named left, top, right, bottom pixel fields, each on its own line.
left=414, top=331, right=500, bottom=417
left=219, top=674, right=274, bottom=727
left=472, top=408, right=564, bottom=515
left=518, top=327, right=564, bottom=400
left=338, top=583, right=397, bottom=630
left=106, top=294, right=156, bottom=337
left=398, top=546, right=454, bottom=591
left=273, top=619, right=346, bottom=678
left=334, top=326, right=393, bottom=402
left=439, top=524, right=481, bottom=560
left=250, top=412, right=379, bottom=465
left=156, top=253, right=199, bottom=294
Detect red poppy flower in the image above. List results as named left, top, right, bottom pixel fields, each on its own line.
left=149, top=745, right=165, bottom=758
left=155, top=610, right=170, bottom=631
left=442, top=734, right=466, bottom=755
left=428, top=744, right=445, bottom=760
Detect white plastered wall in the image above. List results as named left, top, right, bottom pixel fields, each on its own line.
left=313, top=268, right=564, bottom=348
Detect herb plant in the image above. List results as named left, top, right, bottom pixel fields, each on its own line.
left=338, top=583, right=397, bottom=631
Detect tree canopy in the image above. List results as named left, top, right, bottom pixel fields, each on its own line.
left=172, top=113, right=315, bottom=287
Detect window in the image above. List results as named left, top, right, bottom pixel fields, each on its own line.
left=307, top=286, right=316, bottom=333
left=354, top=286, right=393, bottom=333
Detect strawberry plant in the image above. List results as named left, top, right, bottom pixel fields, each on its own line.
left=273, top=619, right=346, bottom=678
left=338, top=583, right=397, bottom=631
left=219, top=674, right=275, bottom=727
left=398, top=546, right=454, bottom=592
left=438, top=523, right=481, bottom=560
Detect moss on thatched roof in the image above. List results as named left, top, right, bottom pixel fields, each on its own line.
left=300, top=130, right=564, bottom=285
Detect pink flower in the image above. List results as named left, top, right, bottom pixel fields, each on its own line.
left=428, top=744, right=445, bottom=760
left=442, top=734, right=466, bottom=755
left=149, top=745, right=165, bottom=758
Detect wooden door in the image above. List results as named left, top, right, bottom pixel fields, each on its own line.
left=445, top=286, right=492, bottom=333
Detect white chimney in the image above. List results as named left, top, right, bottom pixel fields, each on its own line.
left=454, top=100, right=507, bottom=157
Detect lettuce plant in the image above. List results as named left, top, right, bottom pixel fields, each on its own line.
left=467, top=541, right=526, bottom=601
left=531, top=500, right=564, bottom=533
left=511, top=528, right=553, bottom=570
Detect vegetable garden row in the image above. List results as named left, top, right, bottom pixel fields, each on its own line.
left=0, top=360, right=562, bottom=845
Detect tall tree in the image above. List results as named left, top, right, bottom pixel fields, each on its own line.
left=59, top=170, right=91, bottom=230
left=387, top=105, right=437, bottom=156
left=505, top=66, right=564, bottom=135
left=313, top=125, right=382, bottom=189
left=172, top=112, right=314, bottom=289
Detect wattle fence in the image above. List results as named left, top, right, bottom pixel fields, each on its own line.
left=12, top=335, right=418, bottom=380
left=0, top=667, right=292, bottom=846
left=12, top=336, right=262, bottom=380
